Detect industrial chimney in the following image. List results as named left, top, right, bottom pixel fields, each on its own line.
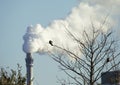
left=25, top=53, right=34, bottom=85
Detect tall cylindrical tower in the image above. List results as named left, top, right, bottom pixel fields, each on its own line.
left=25, top=53, right=34, bottom=85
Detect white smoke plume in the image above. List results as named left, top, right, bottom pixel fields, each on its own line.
left=87, top=0, right=120, bottom=14
left=23, top=0, right=119, bottom=54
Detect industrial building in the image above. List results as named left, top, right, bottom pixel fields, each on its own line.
left=101, top=70, right=120, bottom=85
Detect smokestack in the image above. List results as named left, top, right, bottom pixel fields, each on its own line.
left=25, top=53, right=34, bottom=85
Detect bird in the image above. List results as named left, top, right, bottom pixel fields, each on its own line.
left=106, top=57, right=113, bottom=63
left=106, top=58, right=110, bottom=63
left=49, top=40, right=53, bottom=46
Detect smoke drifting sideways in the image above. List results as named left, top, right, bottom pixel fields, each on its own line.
left=23, top=1, right=119, bottom=55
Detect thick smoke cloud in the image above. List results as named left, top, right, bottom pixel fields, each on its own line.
left=23, top=1, right=119, bottom=54
left=87, top=0, right=120, bottom=14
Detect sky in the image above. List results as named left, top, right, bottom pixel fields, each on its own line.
left=0, top=0, right=78, bottom=85
left=0, top=0, right=120, bottom=85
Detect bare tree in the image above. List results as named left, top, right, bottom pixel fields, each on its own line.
left=49, top=25, right=120, bottom=85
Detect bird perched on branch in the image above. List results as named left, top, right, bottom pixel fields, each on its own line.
left=106, top=58, right=110, bottom=63
left=106, top=57, right=112, bottom=63
left=49, top=40, right=53, bottom=46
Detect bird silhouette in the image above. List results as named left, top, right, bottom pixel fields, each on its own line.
left=106, top=58, right=110, bottom=63
left=106, top=58, right=113, bottom=63
left=49, top=40, right=53, bottom=46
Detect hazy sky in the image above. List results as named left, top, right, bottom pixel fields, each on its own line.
left=0, top=0, right=120, bottom=85
left=0, top=0, right=78, bottom=85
